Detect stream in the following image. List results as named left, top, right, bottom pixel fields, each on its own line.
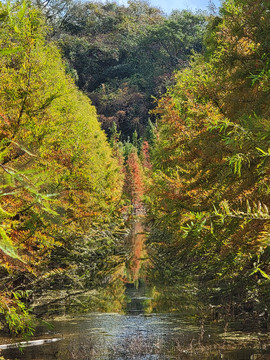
left=1, top=284, right=270, bottom=360
left=1, top=219, right=270, bottom=359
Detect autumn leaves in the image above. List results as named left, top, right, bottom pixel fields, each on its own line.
left=0, top=1, right=123, bottom=334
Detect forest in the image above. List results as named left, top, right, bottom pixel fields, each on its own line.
left=0, top=0, right=270, bottom=344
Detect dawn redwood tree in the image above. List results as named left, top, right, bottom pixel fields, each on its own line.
left=147, top=0, right=270, bottom=315
left=0, top=0, right=124, bottom=335
left=124, top=149, right=145, bottom=214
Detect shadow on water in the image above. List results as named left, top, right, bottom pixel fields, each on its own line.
left=2, top=220, right=270, bottom=359
left=125, top=281, right=149, bottom=315
left=2, top=280, right=270, bottom=359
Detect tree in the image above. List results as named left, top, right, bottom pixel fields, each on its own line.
left=0, top=0, right=124, bottom=335
left=50, top=1, right=206, bottom=139
left=147, top=0, right=270, bottom=317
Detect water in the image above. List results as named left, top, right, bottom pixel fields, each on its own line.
left=1, top=286, right=270, bottom=360
left=1, top=220, right=270, bottom=359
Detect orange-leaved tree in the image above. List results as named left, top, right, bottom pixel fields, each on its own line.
left=147, top=0, right=270, bottom=315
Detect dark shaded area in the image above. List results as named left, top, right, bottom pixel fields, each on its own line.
left=43, top=0, right=207, bottom=139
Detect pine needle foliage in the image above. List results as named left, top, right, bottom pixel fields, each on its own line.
left=0, top=0, right=124, bottom=335
left=147, top=0, right=270, bottom=316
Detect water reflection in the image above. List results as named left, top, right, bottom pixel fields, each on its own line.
left=0, top=312, right=203, bottom=359
left=1, top=302, right=270, bottom=359
left=1, top=219, right=270, bottom=359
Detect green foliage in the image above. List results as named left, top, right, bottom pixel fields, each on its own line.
left=147, top=0, right=270, bottom=315
left=51, top=1, right=207, bottom=138
left=0, top=0, right=125, bottom=335
left=0, top=227, right=20, bottom=260
left=0, top=291, right=35, bottom=338
left=145, top=119, right=157, bottom=147
left=132, top=130, right=138, bottom=148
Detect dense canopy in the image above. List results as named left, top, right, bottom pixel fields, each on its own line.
left=0, top=0, right=124, bottom=335
left=1, top=0, right=270, bottom=338
left=147, top=0, right=270, bottom=315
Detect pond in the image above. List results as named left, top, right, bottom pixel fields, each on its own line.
left=1, top=219, right=270, bottom=360
left=1, top=284, right=270, bottom=360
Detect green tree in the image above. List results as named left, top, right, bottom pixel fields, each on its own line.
left=0, top=0, right=124, bottom=335
left=51, top=1, right=206, bottom=139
